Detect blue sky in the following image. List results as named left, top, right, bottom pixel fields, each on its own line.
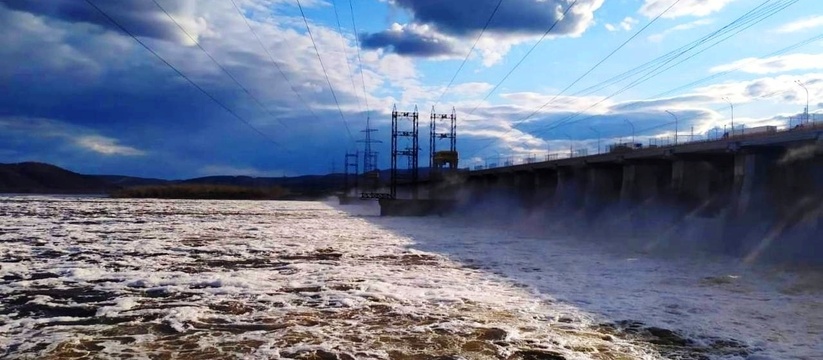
left=1, top=0, right=822, bottom=178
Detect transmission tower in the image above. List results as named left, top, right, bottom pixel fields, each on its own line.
left=343, top=151, right=359, bottom=194
left=357, top=117, right=382, bottom=191
left=391, top=105, right=419, bottom=199
left=430, top=107, right=458, bottom=177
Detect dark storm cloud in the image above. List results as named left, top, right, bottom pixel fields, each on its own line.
left=390, top=0, right=587, bottom=36
left=0, top=0, right=187, bottom=43
left=0, top=2, right=359, bottom=178
left=362, top=0, right=600, bottom=56
left=360, top=29, right=458, bottom=57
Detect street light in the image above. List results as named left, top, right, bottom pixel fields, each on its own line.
left=589, top=127, right=601, bottom=154
left=722, top=97, right=734, bottom=134
left=563, top=133, right=573, bottom=157
left=624, top=119, right=635, bottom=144
left=493, top=150, right=501, bottom=168
left=665, top=110, right=678, bottom=145
left=796, top=80, right=810, bottom=124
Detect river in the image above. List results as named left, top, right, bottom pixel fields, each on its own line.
left=0, top=196, right=820, bottom=359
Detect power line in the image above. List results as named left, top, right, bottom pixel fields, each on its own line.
left=570, top=0, right=783, bottom=98
left=519, top=0, right=682, bottom=123
left=474, top=87, right=798, bottom=165
left=464, top=0, right=579, bottom=118
left=82, top=0, right=286, bottom=150
left=152, top=0, right=289, bottom=129
left=466, top=0, right=681, bottom=156
left=654, top=32, right=823, bottom=99
left=605, top=0, right=798, bottom=101
left=462, top=0, right=802, bottom=159
left=432, top=0, right=505, bottom=109
left=526, top=0, right=797, bottom=139
left=632, top=88, right=797, bottom=138
left=331, top=0, right=362, bottom=114
left=295, top=0, right=355, bottom=143
left=229, top=0, right=323, bottom=124
left=348, top=0, right=370, bottom=117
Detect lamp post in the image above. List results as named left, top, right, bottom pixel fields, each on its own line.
left=493, top=150, right=501, bottom=168
left=796, top=80, right=810, bottom=124
left=624, top=119, right=635, bottom=144
left=564, top=133, right=573, bottom=157
left=589, top=127, right=601, bottom=154
left=665, top=110, right=678, bottom=145
left=723, top=97, right=734, bottom=134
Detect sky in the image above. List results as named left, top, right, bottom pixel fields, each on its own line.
left=1, top=0, right=822, bottom=179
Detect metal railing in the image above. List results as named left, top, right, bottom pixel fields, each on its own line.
left=472, top=118, right=823, bottom=171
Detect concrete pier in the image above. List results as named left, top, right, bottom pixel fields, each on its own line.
left=514, top=171, right=537, bottom=208
left=583, top=165, right=623, bottom=216
left=555, top=167, right=587, bottom=210
left=620, top=161, right=671, bottom=205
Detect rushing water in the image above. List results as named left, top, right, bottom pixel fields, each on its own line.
left=0, top=196, right=820, bottom=359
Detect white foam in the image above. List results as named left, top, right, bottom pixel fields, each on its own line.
left=1, top=196, right=820, bottom=359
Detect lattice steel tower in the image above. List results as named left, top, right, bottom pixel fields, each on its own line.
left=429, top=107, right=458, bottom=175
left=343, top=151, right=359, bottom=194
left=357, top=117, right=381, bottom=191
left=391, top=105, right=419, bottom=199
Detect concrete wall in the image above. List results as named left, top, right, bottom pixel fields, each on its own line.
left=452, top=143, right=823, bottom=266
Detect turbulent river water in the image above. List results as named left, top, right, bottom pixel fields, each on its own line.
left=0, top=196, right=821, bottom=359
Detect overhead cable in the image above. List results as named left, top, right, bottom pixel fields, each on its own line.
left=83, top=0, right=287, bottom=150
left=152, top=0, right=290, bottom=129
left=464, top=0, right=580, bottom=118
left=229, top=0, right=323, bottom=124
left=331, top=0, right=363, bottom=114
left=295, top=0, right=356, bottom=143
left=432, top=0, right=506, bottom=110
left=466, top=0, right=682, bottom=156
left=527, top=0, right=798, bottom=139
left=347, top=0, right=371, bottom=117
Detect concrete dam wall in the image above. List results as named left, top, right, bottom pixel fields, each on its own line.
left=444, top=130, right=823, bottom=267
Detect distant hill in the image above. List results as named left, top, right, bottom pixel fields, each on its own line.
left=0, top=161, right=438, bottom=198
left=95, top=175, right=171, bottom=188
left=0, top=162, right=117, bottom=194
left=182, top=175, right=347, bottom=199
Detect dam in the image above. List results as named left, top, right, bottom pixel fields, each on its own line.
left=379, top=122, right=823, bottom=265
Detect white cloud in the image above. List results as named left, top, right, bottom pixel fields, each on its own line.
left=75, top=136, right=145, bottom=156
left=776, top=15, right=823, bottom=33
left=648, top=18, right=713, bottom=42
left=710, top=53, right=823, bottom=74
left=450, top=82, right=494, bottom=96
left=474, top=35, right=533, bottom=67
left=640, top=0, right=737, bottom=19
left=499, top=92, right=613, bottom=114
left=5, top=0, right=817, bottom=174
left=0, top=117, right=145, bottom=157
left=605, top=17, right=638, bottom=32
left=458, top=72, right=823, bottom=164
left=692, top=73, right=823, bottom=108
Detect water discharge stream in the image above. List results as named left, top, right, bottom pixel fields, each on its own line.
left=0, top=196, right=820, bottom=359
